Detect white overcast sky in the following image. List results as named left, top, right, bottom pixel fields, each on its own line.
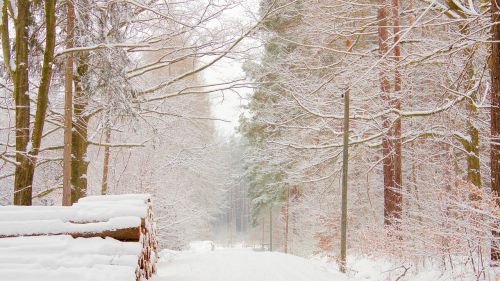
left=203, top=0, right=260, bottom=139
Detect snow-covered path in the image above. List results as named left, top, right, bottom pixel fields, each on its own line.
left=152, top=248, right=348, bottom=281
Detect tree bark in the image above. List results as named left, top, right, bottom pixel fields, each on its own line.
left=101, top=126, right=112, bottom=195
left=284, top=186, right=290, bottom=253
left=391, top=0, right=403, bottom=203
left=63, top=0, right=75, bottom=206
left=461, top=23, right=482, bottom=190
left=21, top=0, right=57, bottom=205
left=378, top=0, right=402, bottom=225
left=12, top=0, right=32, bottom=205
left=269, top=205, right=272, bottom=252
left=490, top=0, right=500, bottom=263
left=261, top=216, right=265, bottom=250
left=71, top=54, right=89, bottom=203
left=464, top=114, right=482, bottom=189
left=4, top=0, right=56, bottom=205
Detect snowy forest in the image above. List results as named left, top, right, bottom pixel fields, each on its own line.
left=0, top=0, right=499, bottom=280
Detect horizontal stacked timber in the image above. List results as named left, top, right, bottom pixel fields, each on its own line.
left=0, top=216, right=142, bottom=240
left=77, top=194, right=158, bottom=279
left=0, top=194, right=157, bottom=281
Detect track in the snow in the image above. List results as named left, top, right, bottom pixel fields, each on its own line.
left=152, top=248, right=348, bottom=281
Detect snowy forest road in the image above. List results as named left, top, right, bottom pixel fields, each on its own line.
left=152, top=247, right=348, bottom=281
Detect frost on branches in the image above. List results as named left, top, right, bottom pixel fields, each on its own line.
left=240, top=0, right=499, bottom=279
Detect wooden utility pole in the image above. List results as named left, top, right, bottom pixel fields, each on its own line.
left=62, top=0, right=75, bottom=206
left=269, top=205, right=273, bottom=252
left=340, top=89, right=350, bottom=273
left=490, top=0, right=500, bottom=263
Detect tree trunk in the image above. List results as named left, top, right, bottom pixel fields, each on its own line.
left=62, top=0, right=75, bottom=206
left=101, top=126, right=112, bottom=195
left=465, top=115, right=482, bottom=189
left=2, top=0, right=56, bottom=205
left=8, top=0, right=56, bottom=205
left=261, top=216, right=265, bottom=250
left=391, top=0, right=403, bottom=205
left=490, top=0, right=500, bottom=263
left=269, top=205, right=272, bottom=252
left=21, top=0, right=57, bottom=205
left=12, top=0, right=32, bottom=205
left=71, top=54, right=89, bottom=203
left=378, top=0, right=402, bottom=225
left=461, top=23, right=482, bottom=190
left=241, top=187, right=247, bottom=233
left=284, top=186, right=290, bottom=253
left=228, top=187, right=233, bottom=246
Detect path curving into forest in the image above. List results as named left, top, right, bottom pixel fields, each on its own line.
left=152, top=247, right=348, bottom=281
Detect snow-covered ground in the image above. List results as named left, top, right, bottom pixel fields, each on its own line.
left=152, top=244, right=500, bottom=281
left=152, top=247, right=347, bottom=281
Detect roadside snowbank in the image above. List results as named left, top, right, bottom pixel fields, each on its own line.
left=312, top=254, right=500, bottom=281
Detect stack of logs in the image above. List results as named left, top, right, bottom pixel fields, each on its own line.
left=0, top=194, right=158, bottom=281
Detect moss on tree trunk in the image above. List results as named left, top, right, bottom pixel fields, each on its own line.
left=71, top=55, right=89, bottom=203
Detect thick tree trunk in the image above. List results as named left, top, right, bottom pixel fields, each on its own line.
left=461, top=23, right=482, bottom=190
left=391, top=0, right=403, bottom=202
left=13, top=0, right=32, bottom=205
left=22, top=0, right=57, bottom=204
left=71, top=55, right=89, bottom=203
left=378, top=0, right=402, bottom=225
left=1, top=1, right=56, bottom=205
left=62, top=0, right=75, bottom=206
left=490, top=0, right=500, bottom=263
left=465, top=116, right=482, bottom=188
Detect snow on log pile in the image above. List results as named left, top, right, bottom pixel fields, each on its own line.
left=0, top=194, right=158, bottom=281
